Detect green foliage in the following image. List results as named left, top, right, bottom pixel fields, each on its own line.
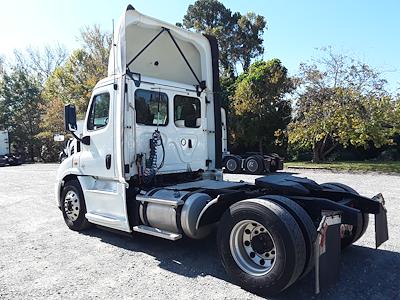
left=37, top=25, right=112, bottom=161
left=230, top=59, right=293, bottom=153
left=182, top=0, right=266, bottom=73
left=43, top=25, right=111, bottom=116
left=36, top=97, right=66, bottom=162
left=0, top=68, right=43, bottom=160
left=285, top=161, right=400, bottom=174
left=288, top=48, right=397, bottom=162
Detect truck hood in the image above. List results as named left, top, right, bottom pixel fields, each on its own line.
left=108, top=5, right=213, bottom=88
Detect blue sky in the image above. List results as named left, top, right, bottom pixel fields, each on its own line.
left=0, top=0, right=399, bottom=92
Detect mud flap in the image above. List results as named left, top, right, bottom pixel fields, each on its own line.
left=315, top=211, right=341, bottom=294
left=372, top=193, right=389, bottom=248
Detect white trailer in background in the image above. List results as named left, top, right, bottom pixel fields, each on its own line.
left=0, top=130, right=9, bottom=156
left=0, top=130, right=22, bottom=167
left=55, top=5, right=388, bottom=296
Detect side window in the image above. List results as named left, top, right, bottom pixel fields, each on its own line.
left=174, top=95, right=201, bottom=128
left=135, top=89, right=168, bottom=126
left=87, top=93, right=110, bottom=131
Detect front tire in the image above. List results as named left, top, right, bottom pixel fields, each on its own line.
left=61, top=179, right=92, bottom=231
left=217, top=199, right=306, bottom=296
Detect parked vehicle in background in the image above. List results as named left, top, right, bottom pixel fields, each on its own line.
left=54, top=120, right=84, bottom=163
left=222, top=152, right=284, bottom=174
left=220, top=109, right=284, bottom=174
left=0, top=130, right=23, bottom=167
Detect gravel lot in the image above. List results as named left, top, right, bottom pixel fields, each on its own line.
left=0, top=164, right=399, bottom=299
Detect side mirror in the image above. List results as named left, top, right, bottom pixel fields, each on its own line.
left=82, top=135, right=90, bottom=145
left=53, top=134, right=65, bottom=142
left=64, top=104, right=77, bottom=132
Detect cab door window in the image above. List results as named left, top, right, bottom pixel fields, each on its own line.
left=135, top=89, right=169, bottom=126
left=87, top=93, right=110, bottom=130
left=174, top=95, right=201, bottom=128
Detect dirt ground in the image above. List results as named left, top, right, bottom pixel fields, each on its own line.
left=0, top=164, right=399, bottom=299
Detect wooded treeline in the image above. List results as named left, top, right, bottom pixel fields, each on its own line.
left=0, top=0, right=399, bottom=163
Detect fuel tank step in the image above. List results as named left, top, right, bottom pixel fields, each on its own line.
left=136, top=195, right=184, bottom=207
left=132, top=225, right=182, bottom=240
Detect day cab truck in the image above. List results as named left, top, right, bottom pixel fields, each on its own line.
left=56, top=5, right=388, bottom=296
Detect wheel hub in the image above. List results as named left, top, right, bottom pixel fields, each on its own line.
left=230, top=220, right=276, bottom=276
left=226, top=159, right=237, bottom=171
left=251, top=233, right=274, bottom=254
left=64, top=190, right=80, bottom=222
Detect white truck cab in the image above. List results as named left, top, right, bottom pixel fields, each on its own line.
left=56, top=5, right=388, bottom=296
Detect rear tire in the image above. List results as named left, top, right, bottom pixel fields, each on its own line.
left=61, top=179, right=92, bottom=231
left=259, top=195, right=317, bottom=278
left=217, top=199, right=306, bottom=296
left=268, top=153, right=280, bottom=172
left=321, top=182, right=369, bottom=248
left=224, top=155, right=241, bottom=173
left=244, top=156, right=264, bottom=175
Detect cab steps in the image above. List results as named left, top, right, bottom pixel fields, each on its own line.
left=132, top=225, right=182, bottom=241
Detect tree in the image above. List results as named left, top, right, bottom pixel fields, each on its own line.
left=36, top=25, right=112, bottom=161
left=181, top=0, right=266, bottom=74
left=37, top=97, right=66, bottom=162
left=13, top=44, right=68, bottom=83
left=288, top=48, right=395, bottom=162
left=0, top=56, right=4, bottom=75
left=43, top=25, right=111, bottom=115
left=0, top=68, right=43, bottom=161
left=231, top=59, right=293, bottom=153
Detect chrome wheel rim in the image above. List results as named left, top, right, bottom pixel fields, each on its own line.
left=246, top=159, right=258, bottom=173
left=226, top=159, right=238, bottom=172
left=64, top=190, right=80, bottom=221
left=230, top=220, right=276, bottom=276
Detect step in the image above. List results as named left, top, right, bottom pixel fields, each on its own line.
left=136, top=195, right=183, bottom=207
left=132, top=225, right=182, bottom=241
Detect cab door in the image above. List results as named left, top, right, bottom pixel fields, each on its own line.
left=81, top=85, right=115, bottom=178
left=78, top=83, right=130, bottom=232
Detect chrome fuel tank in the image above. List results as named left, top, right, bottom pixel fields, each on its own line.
left=138, top=188, right=212, bottom=239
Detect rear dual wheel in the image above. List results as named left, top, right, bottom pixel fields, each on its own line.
left=244, top=155, right=264, bottom=175
left=321, top=182, right=369, bottom=248
left=217, top=199, right=307, bottom=296
left=223, top=155, right=241, bottom=173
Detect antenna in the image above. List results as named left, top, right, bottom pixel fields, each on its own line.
left=112, top=19, right=117, bottom=90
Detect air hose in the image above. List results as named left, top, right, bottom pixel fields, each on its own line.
left=143, top=129, right=165, bottom=184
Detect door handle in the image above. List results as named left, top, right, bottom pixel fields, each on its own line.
left=105, top=154, right=111, bottom=169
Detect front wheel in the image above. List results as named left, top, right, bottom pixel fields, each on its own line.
left=217, top=199, right=306, bottom=296
left=60, top=179, right=92, bottom=231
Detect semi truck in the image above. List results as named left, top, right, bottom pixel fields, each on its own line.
left=0, top=129, right=22, bottom=167
left=220, top=108, right=284, bottom=175
left=56, top=5, right=388, bottom=296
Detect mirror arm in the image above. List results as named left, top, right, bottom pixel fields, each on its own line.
left=70, top=131, right=82, bottom=143
left=69, top=131, right=90, bottom=145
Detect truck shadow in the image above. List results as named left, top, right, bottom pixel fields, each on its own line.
left=81, top=228, right=400, bottom=299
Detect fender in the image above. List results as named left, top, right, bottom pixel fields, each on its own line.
left=55, top=154, right=86, bottom=208
left=196, top=190, right=250, bottom=229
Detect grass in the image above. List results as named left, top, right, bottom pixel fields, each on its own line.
left=285, top=160, right=400, bottom=174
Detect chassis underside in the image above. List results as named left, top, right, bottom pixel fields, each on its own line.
left=126, top=172, right=388, bottom=248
